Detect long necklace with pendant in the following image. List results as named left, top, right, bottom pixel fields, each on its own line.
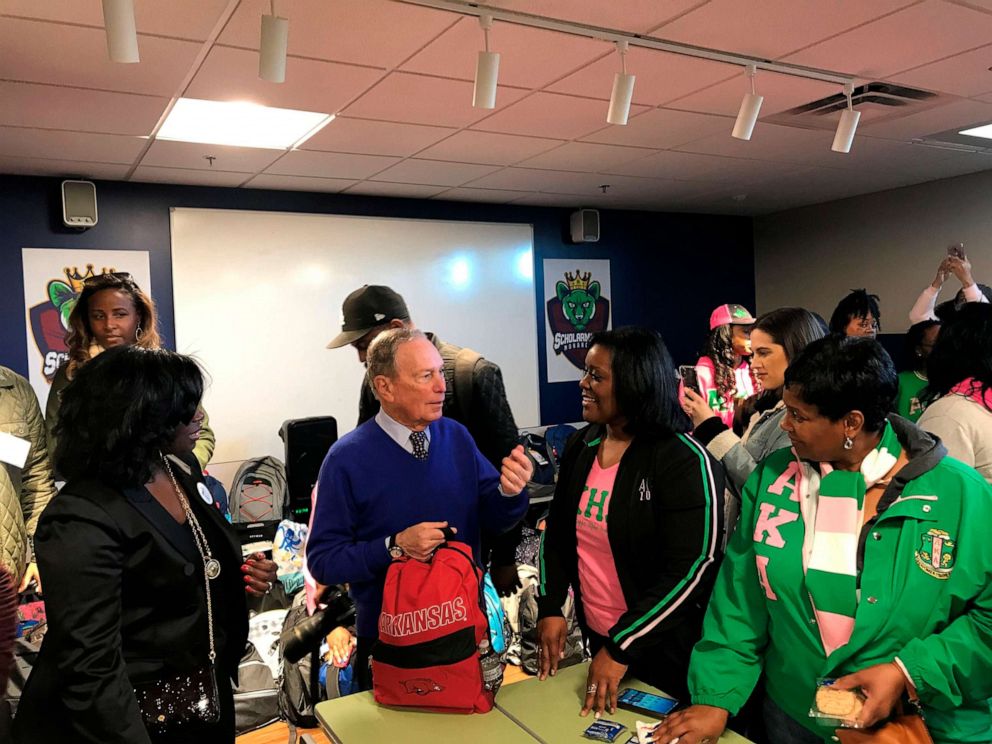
left=161, top=454, right=221, bottom=581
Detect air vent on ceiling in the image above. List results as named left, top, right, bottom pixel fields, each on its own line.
left=764, top=82, right=945, bottom=131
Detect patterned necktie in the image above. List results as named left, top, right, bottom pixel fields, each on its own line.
left=409, top=430, right=429, bottom=461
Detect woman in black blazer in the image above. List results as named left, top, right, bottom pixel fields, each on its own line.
left=13, top=346, right=276, bottom=744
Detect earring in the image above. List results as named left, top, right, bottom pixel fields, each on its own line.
left=843, top=435, right=854, bottom=450
left=135, top=325, right=143, bottom=341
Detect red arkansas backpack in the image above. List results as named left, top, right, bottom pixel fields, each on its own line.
left=372, top=541, right=495, bottom=713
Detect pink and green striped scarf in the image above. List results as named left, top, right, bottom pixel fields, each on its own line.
left=801, top=421, right=901, bottom=656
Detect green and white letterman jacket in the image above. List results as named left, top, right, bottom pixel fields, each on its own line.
left=688, top=416, right=992, bottom=743
left=536, top=425, right=726, bottom=669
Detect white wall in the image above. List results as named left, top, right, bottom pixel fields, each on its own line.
left=170, top=208, right=539, bottom=481
left=754, top=169, right=992, bottom=329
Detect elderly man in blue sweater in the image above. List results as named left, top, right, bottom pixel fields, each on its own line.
left=307, top=328, right=532, bottom=689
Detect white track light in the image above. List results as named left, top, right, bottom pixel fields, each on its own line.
left=607, top=41, right=635, bottom=125
left=259, top=1, right=289, bottom=83
left=102, top=0, right=139, bottom=63
left=473, top=15, right=500, bottom=109
left=831, top=83, right=861, bottom=153
left=732, top=65, right=763, bottom=140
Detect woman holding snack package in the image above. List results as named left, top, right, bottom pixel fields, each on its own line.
left=655, top=335, right=992, bottom=744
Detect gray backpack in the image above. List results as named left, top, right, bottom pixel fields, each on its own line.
left=233, top=643, right=280, bottom=735
left=229, top=456, right=288, bottom=524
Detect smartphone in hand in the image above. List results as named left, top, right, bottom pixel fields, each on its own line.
left=678, top=365, right=701, bottom=395
left=947, top=243, right=965, bottom=259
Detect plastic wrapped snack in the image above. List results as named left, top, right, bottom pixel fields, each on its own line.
left=809, top=678, right=866, bottom=728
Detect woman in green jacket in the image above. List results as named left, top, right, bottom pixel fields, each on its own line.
left=655, top=335, right=992, bottom=744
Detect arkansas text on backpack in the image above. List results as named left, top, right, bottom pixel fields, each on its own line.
left=372, top=541, right=496, bottom=714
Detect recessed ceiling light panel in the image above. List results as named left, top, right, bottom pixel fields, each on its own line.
left=157, top=98, right=333, bottom=150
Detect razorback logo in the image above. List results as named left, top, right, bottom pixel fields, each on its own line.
left=402, top=678, right=444, bottom=696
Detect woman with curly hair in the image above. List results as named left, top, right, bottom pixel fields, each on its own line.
left=44, top=272, right=215, bottom=469
left=829, top=288, right=881, bottom=338
left=687, top=304, right=756, bottom=428
left=918, top=303, right=992, bottom=483
left=14, top=346, right=277, bottom=744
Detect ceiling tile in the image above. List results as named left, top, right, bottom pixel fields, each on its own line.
left=656, top=0, right=917, bottom=60
left=471, top=91, right=646, bottom=140
left=265, top=150, right=400, bottom=179
left=368, top=159, right=501, bottom=186
left=465, top=166, right=674, bottom=196
left=580, top=107, right=732, bottom=149
left=301, top=117, right=455, bottom=156
left=1, top=0, right=231, bottom=41
left=0, top=127, right=145, bottom=164
left=434, top=186, right=529, bottom=203
left=674, top=121, right=835, bottom=164
left=244, top=174, right=358, bottom=192
left=605, top=149, right=803, bottom=182
left=401, top=17, right=605, bottom=88
left=890, top=43, right=992, bottom=98
left=668, top=69, right=840, bottom=117
left=518, top=142, right=657, bottom=172
left=0, top=81, right=168, bottom=135
left=859, top=98, right=992, bottom=139
left=784, top=1, right=992, bottom=79
left=130, top=166, right=247, bottom=187
left=186, top=45, right=383, bottom=113
left=140, top=140, right=283, bottom=172
left=0, top=19, right=200, bottom=97
left=342, top=72, right=528, bottom=127
left=216, top=0, right=457, bottom=68
left=505, top=192, right=593, bottom=208
left=485, top=1, right=710, bottom=34
left=343, top=181, right=449, bottom=198
left=548, top=48, right=735, bottom=107
left=0, top=154, right=131, bottom=180
left=417, top=131, right=563, bottom=165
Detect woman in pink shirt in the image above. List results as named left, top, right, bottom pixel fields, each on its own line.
left=535, top=327, right=726, bottom=718
left=691, top=304, right=756, bottom=429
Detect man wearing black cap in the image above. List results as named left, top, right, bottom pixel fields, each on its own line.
left=327, top=285, right=524, bottom=595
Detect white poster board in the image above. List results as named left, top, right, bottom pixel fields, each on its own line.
left=170, top=208, right=539, bottom=468
left=21, top=248, right=151, bottom=407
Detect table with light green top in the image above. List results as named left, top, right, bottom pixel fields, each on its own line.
left=315, top=662, right=755, bottom=743
left=494, top=662, right=754, bottom=744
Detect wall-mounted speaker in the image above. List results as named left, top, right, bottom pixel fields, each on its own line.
left=569, top=209, right=599, bottom=243
left=61, top=180, right=98, bottom=228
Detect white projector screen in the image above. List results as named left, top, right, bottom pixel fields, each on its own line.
left=170, top=208, right=539, bottom=471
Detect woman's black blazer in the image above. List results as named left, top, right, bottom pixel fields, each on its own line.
left=13, top=455, right=247, bottom=744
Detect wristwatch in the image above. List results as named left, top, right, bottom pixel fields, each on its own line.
left=388, top=534, right=404, bottom=559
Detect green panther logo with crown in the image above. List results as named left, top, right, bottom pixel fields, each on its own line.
left=556, top=270, right=601, bottom=331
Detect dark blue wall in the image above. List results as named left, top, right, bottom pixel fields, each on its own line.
left=0, top=175, right=754, bottom=424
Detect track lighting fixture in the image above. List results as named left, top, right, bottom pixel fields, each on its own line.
left=259, top=0, right=289, bottom=83
left=732, top=65, right=763, bottom=141
left=606, top=41, right=635, bottom=126
left=831, top=83, right=861, bottom=154
left=473, top=15, right=500, bottom=109
left=102, top=0, right=139, bottom=64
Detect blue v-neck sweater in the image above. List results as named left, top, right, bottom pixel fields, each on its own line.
left=307, top=417, right=528, bottom=638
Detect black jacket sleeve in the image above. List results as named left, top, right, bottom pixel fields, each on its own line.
left=468, top=361, right=520, bottom=470
left=34, top=494, right=152, bottom=744
left=605, top=437, right=725, bottom=663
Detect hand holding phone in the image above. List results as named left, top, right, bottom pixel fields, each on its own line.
left=678, top=365, right=701, bottom=395
left=947, top=243, right=965, bottom=259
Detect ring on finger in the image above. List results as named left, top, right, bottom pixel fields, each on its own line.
left=586, top=684, right=598, bottom=693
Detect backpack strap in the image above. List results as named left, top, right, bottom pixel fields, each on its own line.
left=453, top=347, right=483, bottom=421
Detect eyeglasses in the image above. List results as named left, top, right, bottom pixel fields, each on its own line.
left=854, top=318, right=879, bottom=332
left=82, top=271, right=135, bottom=288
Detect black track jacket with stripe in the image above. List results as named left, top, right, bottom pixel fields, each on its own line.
left=536, top=424, right=726, bottom=665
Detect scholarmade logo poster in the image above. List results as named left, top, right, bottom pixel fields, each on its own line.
left=22, top=248, right=151, bottom=407
left=543, top=259, right=611, bottom=383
